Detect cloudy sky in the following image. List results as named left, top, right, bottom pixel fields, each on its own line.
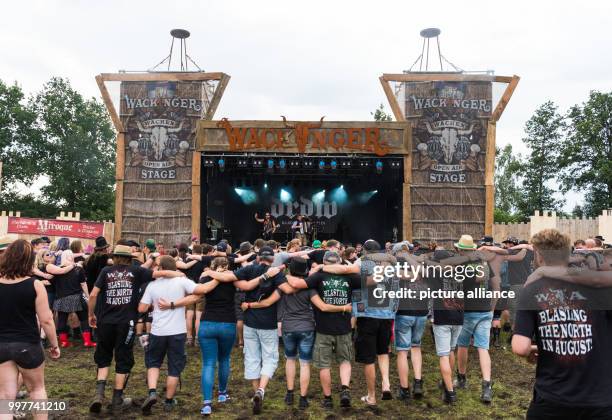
left=2, top=0, right=611, bottom=209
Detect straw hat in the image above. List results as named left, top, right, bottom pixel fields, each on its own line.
left=454, top=234, right=477, bottom=250
left=112, top=245, right=133, bottom=257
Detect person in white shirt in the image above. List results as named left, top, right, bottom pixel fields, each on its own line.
left=138, top=255, right=200, bottom=414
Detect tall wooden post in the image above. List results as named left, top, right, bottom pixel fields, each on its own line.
left=484, top=121, right=496, bottom=235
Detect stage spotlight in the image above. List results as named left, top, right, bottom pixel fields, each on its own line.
left=218, top=158, right=225, bottom=172
left=280, top=189, right=292, bottom=202
left=340, top=160, right=352, bottom=168
left=237, top=158, right=248, bottom=168
left=289, top=160, right=300, bottom=168
left=375, top=160, right=383, bottom=174
left=330, top=160, right=337, bottom=170
left=252, top=158, right=263, bottom=167
left=234, top=188, right=257, bottom=205
left=318, top=160, right=326, bottom=171
left=303, top=159, right=314, bottom=168
left=312, top=189, right=325, bottom=203
left=264, top=183, right=268, bottom=189
left=357, top=190, right=378, bottom=204
left=330, top=186, right=347, bottom=203
left=203, top=157, right=215, bottom=167
left=359, top=160, right=371, bottom=168
left=390, top=160, right=401, bottom=169
left=279, top=159, right=287, bottom=171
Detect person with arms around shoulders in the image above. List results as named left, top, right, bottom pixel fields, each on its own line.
left=0, top=240, right=60, bottom=420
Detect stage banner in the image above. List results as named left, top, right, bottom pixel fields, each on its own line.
left=120, top=81, right=204, bottom=246
left=268, top=194, right=339, bottom=235
left=405, top=80, right=492, bottom=244
left=7, top=217, right=104, bottom=239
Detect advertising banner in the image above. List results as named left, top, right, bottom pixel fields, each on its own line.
left=8, top=217, right=104, bottom=239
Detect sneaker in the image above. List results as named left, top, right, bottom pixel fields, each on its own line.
left=454, top=374, right=467, bottom=389
left=284, top=391, right=294, bottom=405
left=200, top=404, right=212, bottom=416
left=322, top=397, right=333, bottom=410
left=141, top=394, right=158, bottom=415
left=218, top=393, right=230, bottom=403
left=443, top=389, right=457, bottom=404
left=481, top=381, right=493, bottom=403
left=381, top=390, right=393, bottom=400
left=340, top=389, right=351, bottom=408
left=252, top=389, right=264, bottom=415
left=298, top=396, right=309, bottom=410
left=163, top=399, right=177, bottom=412
left=398, top=387, right=411, bottom=402
left=413, top=379, right=424, bottom=398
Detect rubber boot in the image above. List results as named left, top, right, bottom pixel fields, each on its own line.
left=83, top=331, right=97, bottom=347
left=59, top=332, right=71, bottom=348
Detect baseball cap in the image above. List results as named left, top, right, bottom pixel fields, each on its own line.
left=258, top=246, right=275, bottom=258
left=216, top=242, right=228, bottom=252
left=312, top=240, right=322, bottom=249
left=479, top=236, right=494, bottom=246
left=145, top=239, right=156, bottom=251
left=502, top=236, right=519, bottom=245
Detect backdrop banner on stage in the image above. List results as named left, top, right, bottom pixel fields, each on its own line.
left=267, top=192, right=339, bottom=234
left=120, top=81, right=204, bottom=246
left=404, top=80, right=492, bottom=244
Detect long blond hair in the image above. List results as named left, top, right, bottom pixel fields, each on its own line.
left=35, top=248, right=49, bottom=270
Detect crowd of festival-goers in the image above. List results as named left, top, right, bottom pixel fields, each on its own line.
left=0, top=229, right=611, bottom=419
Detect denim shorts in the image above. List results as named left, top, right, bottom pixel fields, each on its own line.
left=282, top=330, right=315, bottom=362
left=457, top=311, right=493, bottom=350
left=432, top=324, right=462, bottom=356
left=394, top=315, right=427, bottom=351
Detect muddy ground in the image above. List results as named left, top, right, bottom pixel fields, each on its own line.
left=43, top=327, right=534, bottom=419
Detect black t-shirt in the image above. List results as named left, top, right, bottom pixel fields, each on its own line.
left=305, top=271, right=361, bottom=335
left=508, top=249, right=534, bottom=285
left=54, top=267, right=87, bottom=299
left=85, top=253, right=109, bottom=292
left=234, top=263, right=287, bottom=330
left=200, top=275, right=236, bottom=323
left=183, top=260, right=205, bottom=282
left=515, top=277, right=612, bottom=407
left=35, top=266, right=55, bottom=294
left=397, top=280, right=429, bottom=316
left=94, top=264, right=152, bottom=324
left=462, top=261, right=493, bottom=312
left=426, top=270, right=464, bottom=326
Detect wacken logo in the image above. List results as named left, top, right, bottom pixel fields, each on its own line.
left=270, top=196, right=337, bottom=219
left=128, top=118, right=190, bottom=179
left=416, top=119, right=481, bottom=183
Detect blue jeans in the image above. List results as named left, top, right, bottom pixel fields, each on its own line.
left=282, top=330, right=315, bottom=362
left=198, top=321, right=236, bottom=402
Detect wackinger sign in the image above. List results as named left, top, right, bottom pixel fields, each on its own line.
left=196, top=118, right=410, bottom=156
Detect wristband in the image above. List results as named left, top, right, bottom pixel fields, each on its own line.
left=171, top=301, right=175, bottom=310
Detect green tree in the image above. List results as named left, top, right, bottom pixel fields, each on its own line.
left=494, top=144, right=522, bottom=215
left=0, top=80, right=42, bottom=187
left=372, top=103, right=393, bottom=122
left=516, top=101, right=565, bottom=217
left=558, top=91, right=612, bottom=217
left=30, top=78, right=116, bottom=220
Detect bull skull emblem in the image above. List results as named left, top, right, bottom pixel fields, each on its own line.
left=137, top=120, right=184, bottom=161
left=425, top=121, right=474, bottom=164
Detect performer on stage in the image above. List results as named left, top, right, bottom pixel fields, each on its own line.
left=291, top=214, right=310, bottom=245
left=254, top=212, right=277, bottom=240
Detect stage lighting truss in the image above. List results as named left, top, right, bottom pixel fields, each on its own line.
left=302, top=159, right=314, bottom=168
left=340, top=160, right=352, bottom=168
